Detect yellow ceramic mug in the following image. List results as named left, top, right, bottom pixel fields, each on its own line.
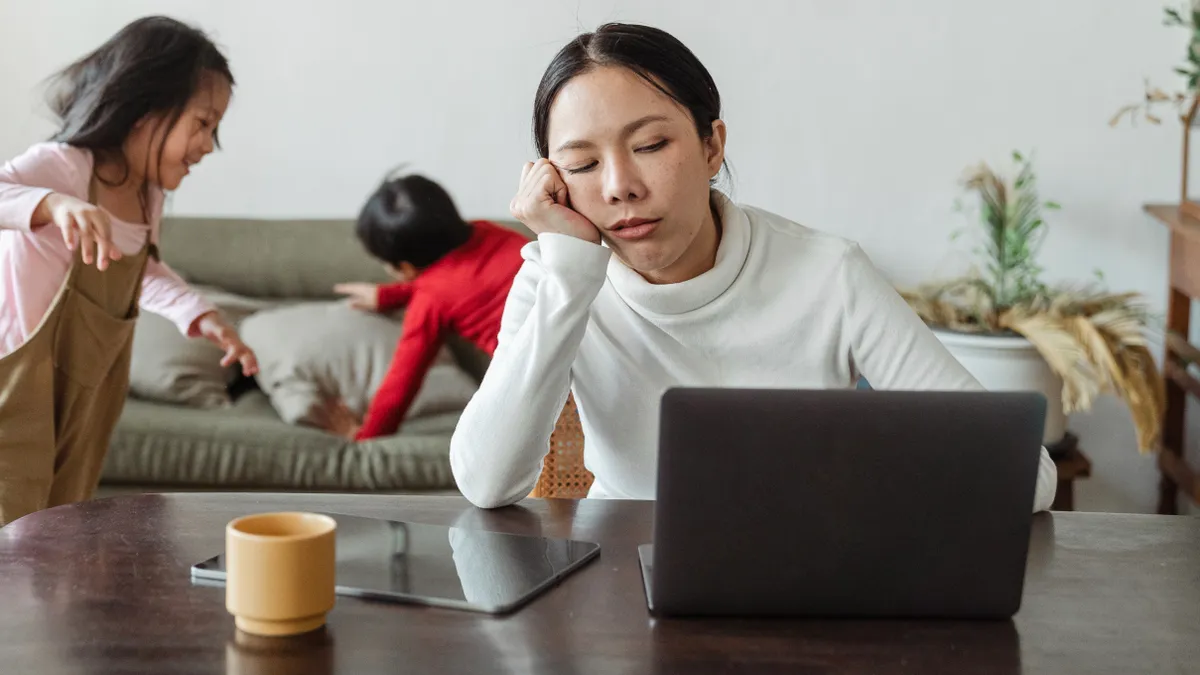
left=225, top=512, right=337, bottom=637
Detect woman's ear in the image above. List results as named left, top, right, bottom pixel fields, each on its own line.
left=705, top=120, right=727, bottom=178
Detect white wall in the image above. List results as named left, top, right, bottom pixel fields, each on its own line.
left=1, top=0, right=1193, bottom=513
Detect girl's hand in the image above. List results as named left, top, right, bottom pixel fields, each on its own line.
left=333, top=282, right=380, bottom=312
left=195, top=312, right=259, bottom=375
left=509, top=159, right=601, bottom=244
left=36, top=193, right=121, bottom=271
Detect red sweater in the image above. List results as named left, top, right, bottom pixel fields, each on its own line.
left=356, top=221, right=528, bottom=440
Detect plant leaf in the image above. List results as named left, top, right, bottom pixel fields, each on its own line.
left=1000, top=310, right=1099, bottom=413
left=1109, top=105, right=1138, bottom=127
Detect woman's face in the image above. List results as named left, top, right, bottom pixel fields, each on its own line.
left=547, top=66, right=726, bottom=284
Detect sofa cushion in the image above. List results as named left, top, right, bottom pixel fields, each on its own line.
left=239, top=301, right=478, bottom=429
left=104, top=392, right=458, bottom=490
left=128, top=286, right=277, bottom=409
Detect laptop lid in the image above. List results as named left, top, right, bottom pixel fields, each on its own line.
left=647, top=388, right=1045, bottom=618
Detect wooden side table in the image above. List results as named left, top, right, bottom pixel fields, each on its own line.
left=1143, top=204, right=1200, bottom=514
left=1051, top=446, right=1092, bottom=512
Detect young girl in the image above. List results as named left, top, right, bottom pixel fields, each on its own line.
left=450, top=23, right=1058, bottom=512
left=0, top=16, right=257, bottom=524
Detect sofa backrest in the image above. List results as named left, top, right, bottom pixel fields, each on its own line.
left=159, top=216, right=533, bottom=300
left=159, top=216, right=533, bottom=383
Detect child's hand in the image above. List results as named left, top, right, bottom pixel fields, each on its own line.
left=195, top=312, right=259, bottom=375
left=37, top=193, right=122, bottom=271
left=510, top=159, right=601, bottom=244
left=333, top=283, right=379, bottom=312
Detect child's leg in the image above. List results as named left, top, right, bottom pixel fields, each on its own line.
left=46, top=348, right=133, bottom=507
left=0, top=356, right=58, bottom=524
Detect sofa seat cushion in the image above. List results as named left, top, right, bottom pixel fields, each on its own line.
left=103, top=392, right=458, bottom=491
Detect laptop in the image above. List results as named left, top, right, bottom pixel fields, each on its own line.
left=638, top=388, right=1046, bottom=619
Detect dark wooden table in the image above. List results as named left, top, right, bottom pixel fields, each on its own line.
left=0, top=494, right=1197, bottom=674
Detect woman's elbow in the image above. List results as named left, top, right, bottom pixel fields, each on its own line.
left=459, top=484, right=524, bottom=510
left=1032, top=448, right=1058, bottom=513
left=452, top=468, right=526, bottom=509
left=449, top=436, right=526, bottom=509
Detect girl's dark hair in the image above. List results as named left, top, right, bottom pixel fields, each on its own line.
left=355, top=174, right=473, bottom=268
left=46, top=15, right=233, bottom=213
left=533, top=23, right=724, bottom=171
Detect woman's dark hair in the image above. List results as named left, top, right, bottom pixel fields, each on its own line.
left=46, top=15, right=233, bottom=214
left=533, top=23, right=724, bottom=171
left=355, top=173, right=473, bottom=268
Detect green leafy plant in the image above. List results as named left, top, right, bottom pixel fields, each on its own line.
left=900, top=153, right=1165, bottom=451
left=1165, top=4, right=1200, bottom=87
left=958, top=151, right=1058, bottom=310
left=1111, top=4, right=1200, bottom=126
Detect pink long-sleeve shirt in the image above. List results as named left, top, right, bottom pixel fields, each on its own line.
left=0, top=142, right=215, bottom=356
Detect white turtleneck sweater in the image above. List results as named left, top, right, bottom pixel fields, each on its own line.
left=449, top=193, right=1057, bottom=512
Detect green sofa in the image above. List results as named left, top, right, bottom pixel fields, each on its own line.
left=99, top=215, right=529, bottom=496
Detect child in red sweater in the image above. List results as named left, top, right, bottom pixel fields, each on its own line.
left=332, top=174, right=527, bottom=440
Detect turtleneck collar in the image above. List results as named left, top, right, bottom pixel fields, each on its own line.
left=605, top=190, right=751, bottom=316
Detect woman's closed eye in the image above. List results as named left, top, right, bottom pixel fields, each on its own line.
left=563, top=140, right=669, bottom=175
left=564, top=161, right=598, bottom=175
left=635, top=139, right=668, bottom=153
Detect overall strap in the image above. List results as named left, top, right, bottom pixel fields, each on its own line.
left=63, top=176, right=154, bottom=312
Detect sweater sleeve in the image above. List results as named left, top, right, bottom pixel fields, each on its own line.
left=139, top=258, right=218, bottom=337
left=0, top=143, right=88, bottom=231
left=376, top=281, right=414, bottom=313
left=449, top=234, right=612, bottom=509
left=356, top=293, right=445, bottom=440
left=839, top=243, right=1057, bottom=513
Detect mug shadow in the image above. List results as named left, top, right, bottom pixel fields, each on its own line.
left=225, top=626, right=335, bottom=675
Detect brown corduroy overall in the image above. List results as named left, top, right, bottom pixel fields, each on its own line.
left=0, top=187, right=152, bottom=525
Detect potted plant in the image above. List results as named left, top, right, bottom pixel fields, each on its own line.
left=900, top=152, right=1165, bottom=453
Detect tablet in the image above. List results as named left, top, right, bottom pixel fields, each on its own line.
left=190, top=511, right=601, bottom=615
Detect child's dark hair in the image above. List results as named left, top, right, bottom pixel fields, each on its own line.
left=532, top=22, right=728, bottom=183
left=355, top=174, right=473, bottom=268
left=46, top=16, right=233, bottom=211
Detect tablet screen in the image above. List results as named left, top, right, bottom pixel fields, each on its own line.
left=191, top=511, right=601, bottom=614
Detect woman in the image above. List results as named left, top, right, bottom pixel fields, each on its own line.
left=450, top=23, right=1056, bottom=512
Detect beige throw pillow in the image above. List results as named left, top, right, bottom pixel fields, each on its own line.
left=239, top=301, right=478, bottom=430
left=129, top=286, right=275, bottom=408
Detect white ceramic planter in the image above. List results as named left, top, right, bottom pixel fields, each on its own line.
left=934, top=330, right=1066, bottom=446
